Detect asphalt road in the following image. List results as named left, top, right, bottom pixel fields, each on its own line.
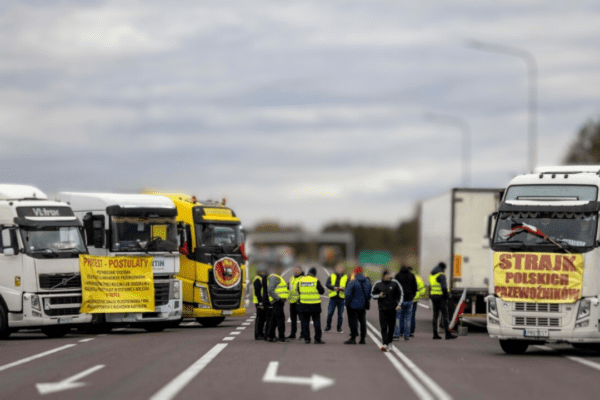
left=2, top=267, right=600, bottom=400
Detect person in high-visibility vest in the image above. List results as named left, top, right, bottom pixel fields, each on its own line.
left=266, top=269, right=290, bottom=342
left=292, top=267, right=325, bottom=344
left=410, top=268, right=426, bottom=337
left=324, top=264, right=348, bottom=333
left=253, top=264, right=269, bottom=340
left=430, top=262, right=457, bottom=340
left=286, top=266, right=304, bottom=339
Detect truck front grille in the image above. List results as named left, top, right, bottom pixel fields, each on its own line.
left=514, top=303, right=560, bottom=312
left=514, top=316, right=560, bottom=327
left=43, top=295, right=82, bottom=317
left=39, top=274, right=81, bottom=290
left=154, top=282, right=169, bottom=307
left=209, top=285, right=241, bottom=310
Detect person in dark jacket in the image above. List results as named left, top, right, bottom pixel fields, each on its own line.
left=292, top=267, right=326, bottom=344
left=253, top=264, right=268, bottom=340
left=344, top=266, right=371, bottom=345
left=430, top=262, right=457, bottom=340
left=287, top=266, right=305, bottom=339
left=372, top=270, right=402, bottom=351
left=394, top=266, right=418, bottom=340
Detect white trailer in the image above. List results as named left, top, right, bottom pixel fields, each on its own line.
left=419, top=188, right=503, bottom=317
left=0, top=184, right=92, bottom=338
left=59, top=192, right=182, bottom=332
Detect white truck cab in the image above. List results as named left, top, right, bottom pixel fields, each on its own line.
left=0, top=184, right=92, bottom=339
left=59, top=192, right=182, bottom=332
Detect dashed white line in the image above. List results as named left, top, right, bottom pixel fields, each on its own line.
left=78, top=338, right=95, bottom=343
left=223, top=337, right=235, bottom=341
left=114, top=328, right=127, bottom=331
left=150, top=343, right=228, bottom=400
left=236, top=327, right=245, bottom=330
left=230, top=332, right=241, bottom=335
left=242, top=323, right=251, bottom=326
left=0, top=344, right=77, bottom=373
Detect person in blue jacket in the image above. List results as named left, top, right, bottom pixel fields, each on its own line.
left=344, top=266, right=372, bottom=345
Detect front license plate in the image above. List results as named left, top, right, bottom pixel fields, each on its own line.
left=222, top=310, right=233, bottom=316
left=57, top=317, right=73, bottom=324
left=524, top=329, right=548, bottom=338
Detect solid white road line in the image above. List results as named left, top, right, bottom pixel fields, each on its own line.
left=535, top=346, right=600, bottom=372
left=223, top=337, right=235, bottom=341
left=78, top=338, right=95, bottom=343
left=150, top=343, right=228, bottom=400
left=365, top=329, right=433, bottom=400
left=0, top=344, right=77, bottom=373
left=367, top=321, right=452, bottom=400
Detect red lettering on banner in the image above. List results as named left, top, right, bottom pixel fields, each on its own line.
left=539, top=255, right=552, bottom=271
left=514, top=254, right=525, bottom=270
left=499, top=253, right=512, bottom=270
left=553, top=255, right=562, bottom=271
left=525, top=254, right=538, bottom=270
left=562, top=256, right=576, bottom=272
left=505, top=272, right=514, bottom=283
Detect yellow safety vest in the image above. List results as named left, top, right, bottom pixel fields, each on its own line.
left=298, top=276, right=321, bottom=304
left=288, top=275, right=302, bottom=304
left=328, top=274, right=348, bottom=299
left=252, top=275, right=262, bottom=304
left=414, top=275, right=425, bottom=302
left=429, top=272, right=444, bottom=296
left=268, top=274, right=290, bottom=302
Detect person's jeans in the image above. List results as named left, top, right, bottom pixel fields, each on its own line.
left=378, top=309, right=396, bottom=345
left=410, top=301, right=419, bottom=334
left=326, top=297, right=345, bottom=330
left=347, top=307, right=366, bottom=340
left=300, top=311, right=322, bottom=341
left=394, top=301, right=413, bottom=339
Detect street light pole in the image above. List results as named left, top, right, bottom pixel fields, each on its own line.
left=467, top=40, right=538, bottom=172
left=424, top=112, right=471, bottom=188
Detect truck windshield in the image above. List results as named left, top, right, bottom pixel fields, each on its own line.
left=111, top=216, right=177, bottom=252
left=195, top=223, right=242, bottom=251
left=20, top=226, right=86, bottom=257
left=493, top=211, right=597, bottom=250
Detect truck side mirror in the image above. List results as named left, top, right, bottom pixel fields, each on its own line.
left=83, top=213, right=105, bottom=248
left=177, top=222, right=187, bottom=248
left=487, top=212, right=498, bottom=247
left=1, top=227, right=19, bottom=256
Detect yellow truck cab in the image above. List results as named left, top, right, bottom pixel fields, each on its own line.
left=149, top=193, right=246, bottom=326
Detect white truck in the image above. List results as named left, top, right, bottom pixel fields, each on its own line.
left=59, top=192, right=182, bottom=332
left=0, top=184, right=92, bottom=338
left=419, top=188, right=504, bottom=318
left=487, top=166, right=600, bottom=354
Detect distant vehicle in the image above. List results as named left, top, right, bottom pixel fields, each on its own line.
left=59, top=192, right=182, bottom=332
left=0, top=184, right=92, bottom=338
left=419, top=188, right=504, bottom=319
left=488, top=166, right=600, bottom=354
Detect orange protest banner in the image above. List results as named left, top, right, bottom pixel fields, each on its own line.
left=493, top=252, right=584, bottom=303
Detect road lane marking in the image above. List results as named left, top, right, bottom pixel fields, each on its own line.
left=418, top=303, right=430, bottom=309
left=150, top=343, right=228, bottom=400
left=114, top=328, right=127, bottom=331
left=367, top=321, right=452, bottom=400
left=230, top=332, right=241, bottom=335
left=78, top=338, right=94, bottom=343
left=236, top=327, right=245, bottom=330
left=535, top=345, right=600, bottom=372
left=262, top=361, right=335, bottom=391
left=242, top=323, right=251, bottom=326
left=0, top=344, right=77, bottom=373
left=36, top=364, right=105, bottom=395
left=182, top=322, right=196, bottom=326
left=365, top=329, right=433, bottom=400
left=223, top=337, right=235, bottom=341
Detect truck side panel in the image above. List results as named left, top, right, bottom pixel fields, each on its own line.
left=419, top=191, right=452, bottom=278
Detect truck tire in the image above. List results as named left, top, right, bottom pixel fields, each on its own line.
left=499, top=340, right=529, bottom=354
left=82, top=314, right=113, bottom=334
left=169, top=318, right=183, bottom=328
left=142, top=323, right=168, bottom=333
left=41, top=326, right=71, bottom=338
left=0, top=304, right=11, bottom=339
left=196, top=317, right=225, bottom=327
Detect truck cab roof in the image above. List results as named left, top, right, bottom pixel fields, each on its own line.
left=59, top=192, right=177, bottom=217
left=0, top=184, right=47, bottom=200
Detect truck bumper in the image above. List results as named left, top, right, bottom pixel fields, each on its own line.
left=9, top=292, right=92, bottom=328
left=192, top=307, right=246, bottom=318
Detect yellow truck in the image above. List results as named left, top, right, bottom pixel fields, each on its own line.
left=149, top=193, right=246, bottom=326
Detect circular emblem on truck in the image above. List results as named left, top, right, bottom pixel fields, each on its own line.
left=213, top=257, right=241, bottom=289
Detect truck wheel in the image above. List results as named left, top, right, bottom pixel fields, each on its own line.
left=499, top=340, right=529, bottom=354
left=0, top=304, right=11, bottom=339
left=196, top=317, right=225, bottom=327
left=142, top=323, right=168, bottom=333
left=41, top=326, right=71, bottom=338
left=169, top=318, right=183, bottom=328
left=82, top=314, right=113, bottom=334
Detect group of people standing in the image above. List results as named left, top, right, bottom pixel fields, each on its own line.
left=252, top=261, right=457, bottom=350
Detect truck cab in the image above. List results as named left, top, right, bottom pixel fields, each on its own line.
left=0, top=184, right=92, bottom=338
left=149, top=193, right=246, bottom=327
left=59, top=192, right=182, bottom=332
left=488, top=166, right=600, bottom=353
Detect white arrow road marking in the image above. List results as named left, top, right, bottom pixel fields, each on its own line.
left=262, top=361, right=335, bottom=392
left=150, top=343, right=228, bottom=400
left=0, top=344, right=76, bottom=373
left=36, top=365, right=105, bottom=395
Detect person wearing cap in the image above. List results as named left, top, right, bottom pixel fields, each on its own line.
left=344, top=266, right=371, bottom=345
left=430, top=262, right=457, bottom=340
left=253, top=264, right=269, bottom=340
left=266, top=267, right=290, bottom=342
left=287, top=266, right=305, bottom=339
left=394, top=265, right=418, bottom=341
left=371, top=270, right=402, bottom=351
left=292, top=267, right=326, bottom=344
left=324, top=263, right=347, bottom=334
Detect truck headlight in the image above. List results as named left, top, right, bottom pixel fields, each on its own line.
left=487, top=296, right=498, bottom=318
left=577, top=299, right=591, bottom=320
left=172, top=280, right=181, bottom=299
left=31, top=295, right=41, bottom=311
left=200, top=286, right=209, bottom=303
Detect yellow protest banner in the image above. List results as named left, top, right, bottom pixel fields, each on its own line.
left=493, top=252, right=584, bottom=303
left=79, top=254, right=155, bottom=313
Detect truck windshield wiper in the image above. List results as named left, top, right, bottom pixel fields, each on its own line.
left=29, top=248, right=59, bottom=257
left=60, top=247, right=84, bottom=254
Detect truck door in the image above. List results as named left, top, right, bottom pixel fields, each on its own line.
left=0, top=227, right=24, bottom=312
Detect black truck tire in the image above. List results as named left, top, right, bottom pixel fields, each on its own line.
left=499, top=339, right=529, bottom=354
left=196, top=317, right=225, bottom=327
left=0, top=303, right=11, bottom=339
left=41, top=325, right=71, bottom=338
left=142, top=323, right=168, bottom=333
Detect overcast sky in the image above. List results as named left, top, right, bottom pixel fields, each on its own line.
left=1, top=0, right=600, bottom=230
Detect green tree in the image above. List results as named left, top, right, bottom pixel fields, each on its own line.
left=563, top=116, right=600, bottom=164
